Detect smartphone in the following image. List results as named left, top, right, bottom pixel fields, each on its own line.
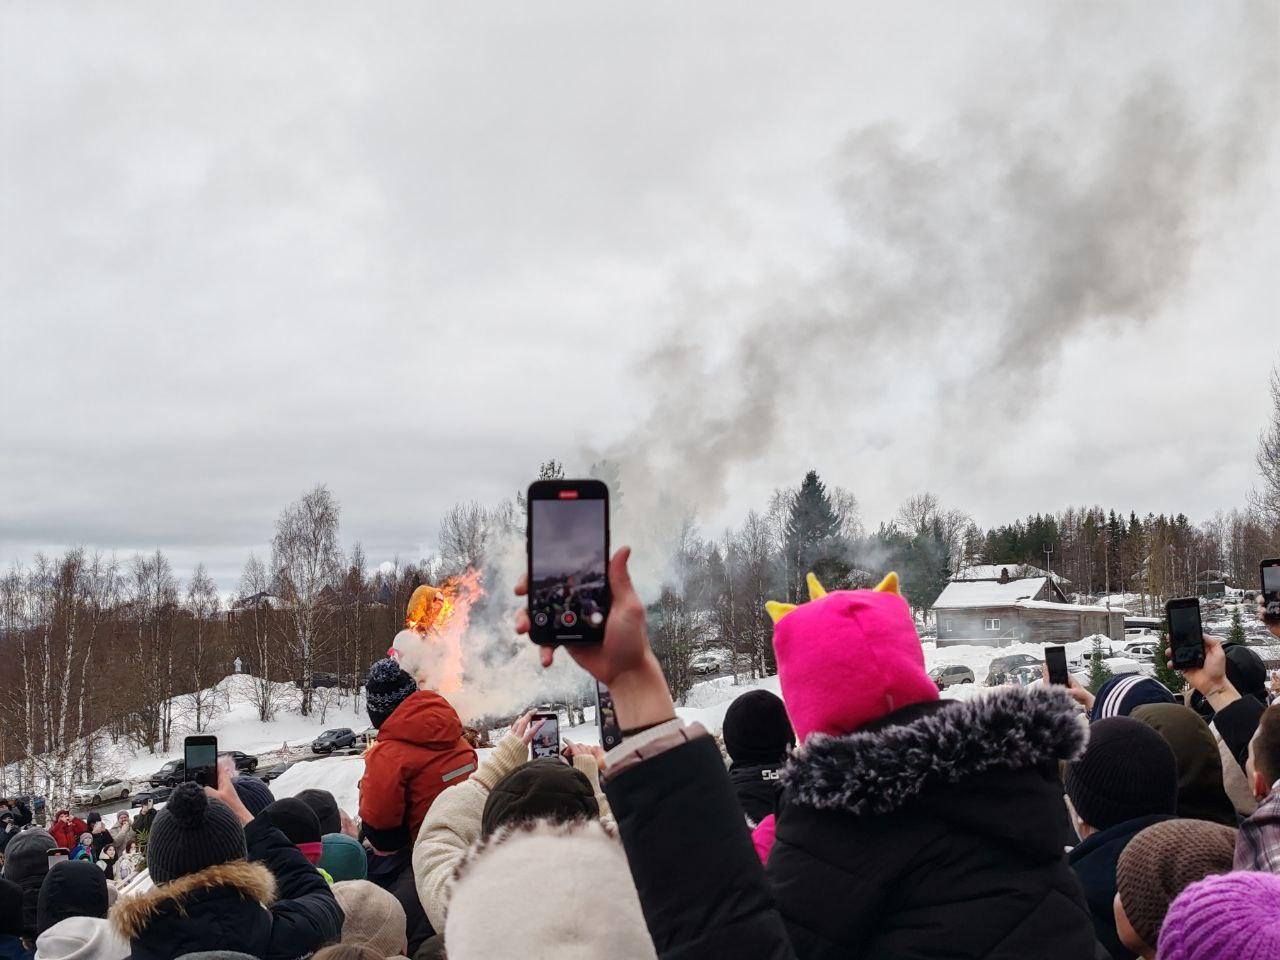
left=1166, top=598, right=1205, bottom=670
left=527, top=479, right=610, bottom=646
left=1263, top=559, right=1280, bottom=624
left=183, top=735, right=219, bottom=788
left=47, top=848, right=69, bottom=865
left=530, top=712, right=560, bottom=760
left=1045, top=645, right=1069, bottom=686
left=596, top=681, right=622, bottom=751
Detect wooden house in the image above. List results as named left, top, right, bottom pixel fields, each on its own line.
left=934, top=575, right=1125, bottom=648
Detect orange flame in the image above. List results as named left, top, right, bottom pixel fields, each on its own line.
left=401, top=570, right=484, bottom=695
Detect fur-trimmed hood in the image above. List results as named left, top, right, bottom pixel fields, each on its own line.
left=110, top=860, right=276, bottom=941
left=784, top=685, right=1088, bottom=818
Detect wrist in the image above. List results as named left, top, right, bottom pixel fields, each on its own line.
left=1205, top=681, right=1240, bottom=711
left=607, top=656, right=676, bottom=731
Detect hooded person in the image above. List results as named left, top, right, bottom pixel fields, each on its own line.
left=1064, top=716, right=1179, bottom=960
left=1112, top=819, right=1236, bottom=959
left=47, top=816, right=85, bottom=854
left=599, top=567, right=1094, bottom=958
left=108, top=781, right=342, bottom=960
left=261, top=799, right=324, bottom=867
left=412, top=711, right=606, bottom=935
left=36, top=863, right=108, bottom=937
left=33, top=916, right=129, bottom=960
left=294, top=790, right=342, bottom=837
left=1088, top=675, right=1177, bottom=722
left=1156, top=871, right=1280, bottom=960
left=1, top=829, right=56, bottom=942
left=331, top=881, right=409, bottom=960
left=0, top=877, right=28, bottom=960
left=319, top=834, right=368, bottom=883
left=1131, top=702, right=1236, bottom=826
left=721, top=690, right=794, bottom=826
left=358, top=658, right=477, bottom=853
left=443, top=819, right=655, bottom=960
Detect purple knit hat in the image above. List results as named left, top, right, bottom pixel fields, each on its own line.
left=1158, top=872, right=1280, bottom=960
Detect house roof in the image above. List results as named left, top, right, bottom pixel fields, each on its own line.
left=933, top=577, right=1050, bottom=609
left=954, top=563, right=1071, bottom=584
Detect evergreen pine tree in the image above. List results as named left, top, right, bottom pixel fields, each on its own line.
left=1153, top=620, right=1187, bottom=694
left=784, top=471, right=849, bottom=600
left=1087, top=635, right=1114, bottom=693
left=1228, top=608, right=1246, bottom=646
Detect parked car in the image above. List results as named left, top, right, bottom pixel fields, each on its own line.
left=255, top=762, right=291, bottom=783
left=72, top=777, right=131, bottom=805
left=1125, top=626, right=1160, bottom=639
left=1122, top=641, right=1159, bottom=663
left=984, top=654, right=1044, bottom=686
left=146, top=759, right=184, bottom=788
left=227, top=751, right=259, bottom=774
left=929, top=664, right=976, bottom=689
left=131, top=785, right=172, bottom=807
left=689, top=654, right=721, bottom=675
left=359, top=727, right=378, bottom=745
left=312, top=728, right=358, bottom=753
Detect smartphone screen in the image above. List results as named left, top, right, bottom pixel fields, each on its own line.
left=596, top=681, right=622, bottom=751
left=1045, top=645, right=1069, bottom=686
left=1263, top=560, right=1280, bottom=621
left=1167, top=599, right=1205, bottom=670
left=527, top=480, right=609, bottom=645
left=184, top=736, right=219, bottom=787
left=530, top=712, right=560, bottom=760
left=47, top=848, right=69, bottom=864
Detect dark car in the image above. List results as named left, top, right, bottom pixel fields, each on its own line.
left=227, top=751, right=259, bottom=774
left=148, top=750, right=257, bottom=786
left=255, top=762, right=291, bottom=783
left=131, top=784, right=173, bottom=807
left=312, top=728, right=357, bottom=753
left=984, top=654, right=1044, bottom=686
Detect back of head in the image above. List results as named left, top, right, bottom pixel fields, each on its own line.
left=366, top=657, right=418, bottom=729
left=38, top=861, right=108, bottom=935
left=146, top=783, right=248, bottom=885
left=295, top=789, right=342, bottom=836
left=1, top=827, right=55, bottom=882
left=770, top=573, right=937, bottom=740
left=1065, top=716, right=1178, bottom=831
left=0, top=876, right=22, bottom=938
left=1251, top=703, right=1280, bottom=789
left=1116, top=818, right=1237, bottom=951
left=445, top=819, right=656, bottom=960
left=1158, top=871, right=1280, bottom=960
left=320, top=833, right=368, bottom=882
left=1130, top=702, right=1235, bottom=825
left=480, top=760, right=598, bottom=839
left=262, top=798, right=322, bottom=846
left=722, top=690, right=794, bottom=766
left=332, top=880, right=407, bottom=958
left=1089, top=675, right=1177, bottom=721
left=35, top=915, right=131, bottom=960
left=231, top=776, right=275, bottom=818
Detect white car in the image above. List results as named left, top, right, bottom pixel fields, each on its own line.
left=1122, top=641, right=1160, bottom=663
left=72, top=777, right=131, bottom=805
left=690, top=654, right=722, bottom=675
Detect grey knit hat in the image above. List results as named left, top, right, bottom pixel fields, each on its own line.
left=366, top=657, right=417, bottom=728
left=146, top=783, right=247, bottom=884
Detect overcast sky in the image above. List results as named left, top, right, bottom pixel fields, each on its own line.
left=2, top=1, right=1277, bottom=591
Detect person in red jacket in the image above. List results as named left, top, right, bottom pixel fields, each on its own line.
left=358, top=658, right=476, bottom=853
left=49, top=809, right=87, bottom=850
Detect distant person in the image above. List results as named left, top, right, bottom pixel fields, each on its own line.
left=129, top=801, right=156, bottom=837
left=108, top=813, right=132, bottom=853
left=721, top=689, right=794, bottom=826
left=47, top=814, right=84, bottom=853
left=68, top=836, right=92, bottom=864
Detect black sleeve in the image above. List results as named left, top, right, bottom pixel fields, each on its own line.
left=1215, top=694, right=1266, bottom=768
left=244, top=815, right=344, bottom=960
left=604, top=735, right=796, bottom=960
left=13, top=800, right=32, bottom=827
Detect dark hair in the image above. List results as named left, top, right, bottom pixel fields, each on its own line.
left=1254, top=704, right=1280, bottom=787
left=312, top=945, right=382, bottom=960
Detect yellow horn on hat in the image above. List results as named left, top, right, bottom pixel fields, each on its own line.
left=806, top=573, right=828, bottom=602
left=874, top=572, right=900, bottom=595
left=765, top=601, right=797, bottom=624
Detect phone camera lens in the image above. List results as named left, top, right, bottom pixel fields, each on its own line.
left=533, top=612, right=549, bottom=627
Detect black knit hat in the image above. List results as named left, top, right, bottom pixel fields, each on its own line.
left=722, top=690, right=795, bottom=765
left=36, top=860, right=107, bottom=935
left=481, top=759, right=599, bottom=839
left=1065, top=716, right=1178, bottom=831
left=366, top=657, right=418, bottom=728
left=146, top=782, right=248, bottom=885
left=295, top=788, right=341, bottom=836
left=232, top=775, right=276, bottom=818
left=262, top=798, right=322, bottom=845
left=0, top=877, right=22, bottom=938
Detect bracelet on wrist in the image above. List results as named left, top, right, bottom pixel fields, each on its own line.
left=621, top=716, right=678, bottom=737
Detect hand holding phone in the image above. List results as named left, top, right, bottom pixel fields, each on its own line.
left=526, top=480, right=610, bottom=646
left=184, top=735, right=219, bottom=788
left=529, top=712, right=560, bottom=760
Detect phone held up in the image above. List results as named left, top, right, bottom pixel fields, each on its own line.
left=1044, top=645, right=1069, bottom=686
left=1262, top=558, right=1280, bottom=624
left=1166, top=597, right=1205, bottom=670
left=530, top=712, right=560, bottom=760
left=47, top=848, right=69, bottom=865
left=184, top=735, right=219, bottom=788
left=526, top=479, right=610, bottom=646
left=596, top=680, right=622, bottom=751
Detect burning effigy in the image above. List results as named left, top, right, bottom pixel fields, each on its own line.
left=387, top=569, right=484, bottom=696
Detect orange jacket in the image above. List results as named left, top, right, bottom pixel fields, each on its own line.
left=358, top=690, right=476, bottom=852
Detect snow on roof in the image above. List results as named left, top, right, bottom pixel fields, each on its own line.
left=955, top=563, right=1070, bottom=584
left=1017, top=599, right=1129, bottom=615
left=934, top=578, right=1049, bottom=609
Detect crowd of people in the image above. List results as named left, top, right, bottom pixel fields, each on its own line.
left=3, top=548, right=1280, bottom=959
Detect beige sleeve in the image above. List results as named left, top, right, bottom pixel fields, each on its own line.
left=570, top=752, right=614, bottom=825
left=412, top=732, right=529, bottom=931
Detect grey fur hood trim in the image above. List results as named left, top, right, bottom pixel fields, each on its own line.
left=784, top=685, right=1088, bottom=817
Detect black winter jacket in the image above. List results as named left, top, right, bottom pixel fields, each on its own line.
left=367, top=846, right=435, bottom=955
left=1068, top=814, right=1173, bottom=960
left=772, top=687, right=1094, bottom=959
left=728, top=762, right=785, bottom=826
left=110, top=815, right=343, bottom=960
